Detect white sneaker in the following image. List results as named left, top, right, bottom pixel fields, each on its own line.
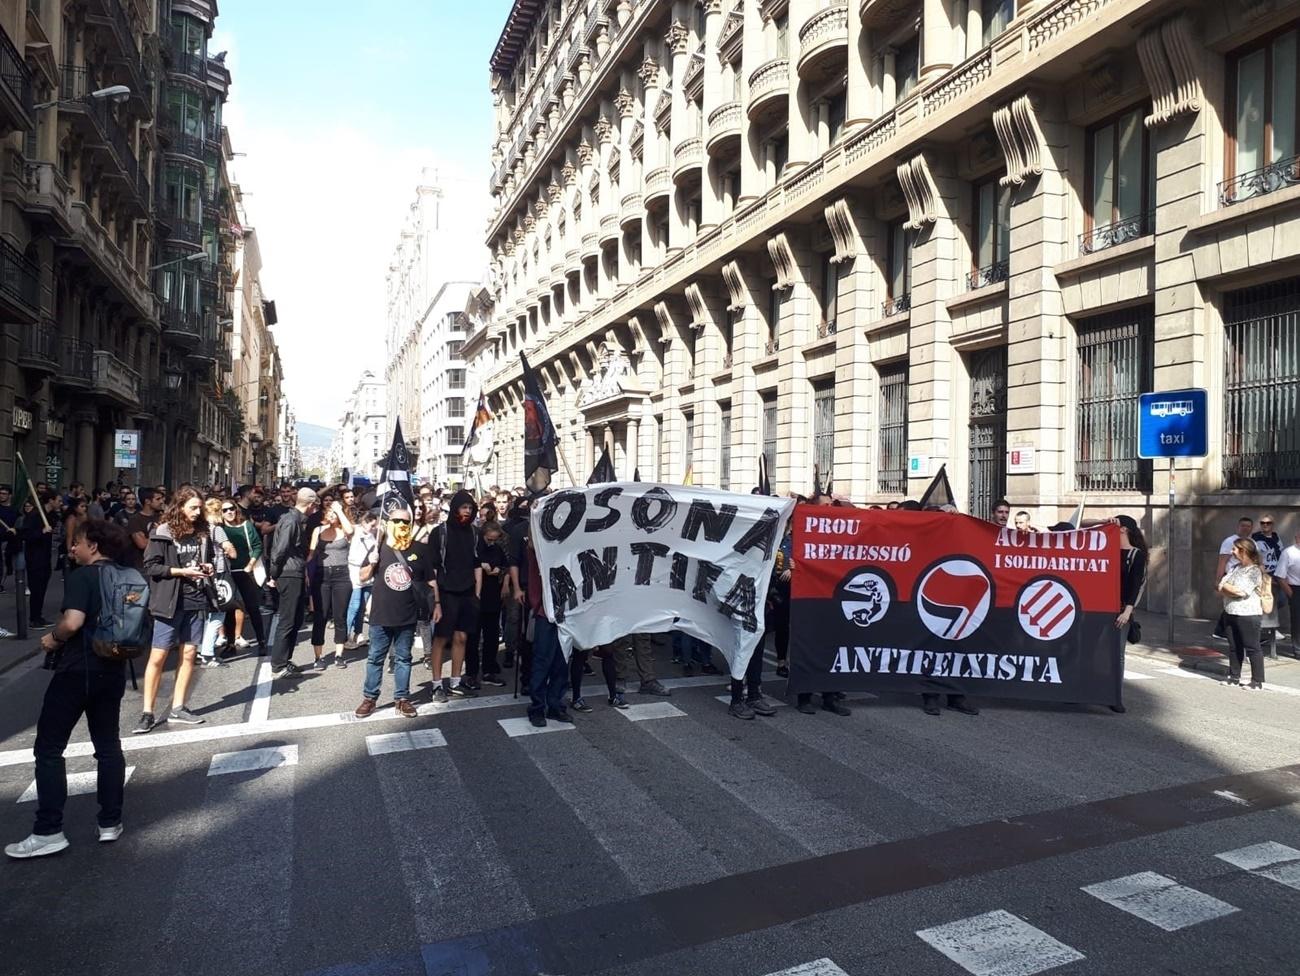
left=234, top=637, right=251, bottom=649
left=0, top=627, right=13, bottom=639
left=215, top=635, right=228, bottom=648
left=5, top=832, right=69, bottom=859
left=98, top=824, right=123, bottom=843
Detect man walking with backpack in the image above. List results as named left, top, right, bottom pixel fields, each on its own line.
left=6, top=520, right=146, bottom=859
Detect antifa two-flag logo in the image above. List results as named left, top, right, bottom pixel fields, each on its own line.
left=915, top=558, right=993, bottom=640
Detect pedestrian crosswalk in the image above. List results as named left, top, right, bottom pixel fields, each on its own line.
left=916, top=910, right=1085, bottom=976
left=207, top=744, right=297, bottom=777
left=1081, top=871, right=1238, bottom=931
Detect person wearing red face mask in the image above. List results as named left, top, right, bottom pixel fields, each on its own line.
left=428, top=489, right=483, bottom=702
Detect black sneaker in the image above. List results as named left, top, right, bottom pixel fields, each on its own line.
left=747, top=695, right=776, bottom=717
left=433, top=686, right=449, bottom=704
left=571, top=697, right=593, bottom=713
left=273, top=662, right=305, bottom=679
left=449, top=683, right=477, bottom=698
left=481, top=674, right=506, bottom=687
left=132, top=712, right=157, bottom=735
left=529, top=712, right=546, bottom=727
left=796, top=700, right=817, bottom=715
left=168, top=706, right=205, bottom=726
left=546, top=710, right=574, bottom=723
left=638, top=680, right=672, bottom=697
left=314, top=658, right=328, bottom=672
left=608, top=692, right=629, bottom=709
left=775, top=664, right=790, bottom=678
left=728, top=699, right=755, bottom=720
left=823, top=699, right=852, bottom=717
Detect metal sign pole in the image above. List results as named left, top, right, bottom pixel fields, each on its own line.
left=1167, top=456, right=1175, bottom=645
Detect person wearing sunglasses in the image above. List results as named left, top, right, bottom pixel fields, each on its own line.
left=222, top=500, right=269, bottom=654
left=354, top=504, right=437, bottom=718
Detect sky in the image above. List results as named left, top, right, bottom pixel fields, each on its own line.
left=214, top=1, right=513, bottom=428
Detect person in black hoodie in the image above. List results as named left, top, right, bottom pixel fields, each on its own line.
left=429, top=489, right=483, bottom=702
left=466, top=520, right=507, bottom=688
left=267, top=488, right=316, bottom=679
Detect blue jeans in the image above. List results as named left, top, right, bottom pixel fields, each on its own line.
left=199, top=612, right=224, bottom=660
left=529, top=617, right=569, bottom=718
left=364, top=625, right=415, bottom=701
left=347, top=584, right=371, bottom=636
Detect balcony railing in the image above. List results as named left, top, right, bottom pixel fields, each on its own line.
left=967, top=259, right=1009, bottom=290
left=707, top=101, right=742, bottom=152
left=162, top=304, right=204, bottom=340
left=92, top=349, right=140, bottom=402
left=88, top=0, right=142, bottom=71
left=0, top=237, right=40, bottom=315
left=167, top=47, right=207, bottom=83
left=672, top=137, right=704, bottom=184
left=1079, top=210, right=1154, bottom=255
left=1219, top=155, right=1300, bottom=207
left=58, top=65, right=147, bottom=205
left=18, top=321, right=58, bottom=369
left=60, top=337, right=94, bottom=383
left=747, top=59, right=790, bottom=112
left=881, top=293, right=911, bottom=317
left=0, top=21, right=33, bottom=121
left=165, top=217, right=203, bottom=247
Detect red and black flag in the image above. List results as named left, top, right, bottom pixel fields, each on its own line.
left=521, top=352, right=558, bottom=493
left=376, top=418, right=415, bottom=517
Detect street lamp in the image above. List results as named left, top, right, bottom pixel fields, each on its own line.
left=33, top=85, right=132, bottom=111
left=148, top=252, right=206, bottom=273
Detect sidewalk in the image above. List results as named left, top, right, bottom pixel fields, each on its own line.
left=0, top=571, right=64, bottom=675
left=1126, top=607, right=1298, bottom=677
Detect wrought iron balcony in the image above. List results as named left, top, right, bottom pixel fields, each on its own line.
left=1079, top=210, right=1154, bottom=255
left=58, top=65, right=148, bottom=207
left=1219, top=154, right=1300, bottom=207
left=17, top=321, right=58, bottom=372
left=967, top=259, right=1009, bottom=290
left=881, top=293, right=911, bottom=317
left=86, top=0, right=145, bottom=94
left=0, top=237, right=40, bottom=318
left=59, top=337, right=94, bottom=385
left=162, top=304, right=204, bottom=343
left=0, top=20, right=33, bottom=130
left=167, top=46, right=207, bottom=83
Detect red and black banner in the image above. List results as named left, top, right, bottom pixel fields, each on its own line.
left=789, top=509, right=1124, bottom=707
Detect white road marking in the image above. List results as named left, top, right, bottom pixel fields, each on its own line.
left=1123, top=670, right=1154, bottom=681
left=1081, top=871, right=1238, bottom=931
left=618, top=702, right=687, bottom=721
left=248, top=662, right=273, bottom=724
left=1216, top=841, right=1300, bottom=891
left=761, top=961, right=850, bottom=976
left=1154, top=667, right=1212, bottom=681
left=916, top=910, right=1084, bottom=976
left=17, top=767, right=135, bottom=803
left=1212, top=789, right=1251, bottom=806
left=365, top=729, right=447, bottom=756
left=497, top=716, right=578, bottom=737
left=207, top=744, right=298, bottom=777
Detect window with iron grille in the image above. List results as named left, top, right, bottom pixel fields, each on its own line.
left=719, top=404, right=732, bottom=491
left=1223, top=278, right=1300, bottom=489
left=684, top=412, right=695, bottom=481
left=1225, top=26, right=1298, bottom=204
left=813, top=382, right=835, bottom=484
left=878, top=363, right=908, bottom=494
left=762, top=394, right=777, bottom=480
left=1075, top=307, right=1154, bottom=492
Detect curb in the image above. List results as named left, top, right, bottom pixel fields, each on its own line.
left=0, top=644, right=40, bottom=677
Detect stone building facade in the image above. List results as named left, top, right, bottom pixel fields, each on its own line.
left=0, top=0, right=285, bottom=494
left=471, top=0, right=1300, bottom=617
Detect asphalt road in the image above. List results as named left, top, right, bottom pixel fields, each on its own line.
left=0, top=630, right=1298, bottom=976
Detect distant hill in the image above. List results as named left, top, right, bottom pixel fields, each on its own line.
left=296, top=423, right=335, bottom=449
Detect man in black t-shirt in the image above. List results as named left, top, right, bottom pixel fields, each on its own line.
left=428, top=490, right=483, bottom=702
left=354, top=503, right=437, bottom=719
left=125, top=488, right=162, bottom=571
left=6, top=520, right=130, bottom=860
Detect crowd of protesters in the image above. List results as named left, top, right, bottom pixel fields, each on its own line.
left=1, top=473, right=1290, bottom=859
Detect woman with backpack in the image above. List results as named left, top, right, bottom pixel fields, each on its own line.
left=136, top=488, right=215, bottom=734
left=6, top=520, right=136, bottom=859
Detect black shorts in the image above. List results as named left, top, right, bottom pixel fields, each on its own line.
left=436, top=589, right=479, bottom=638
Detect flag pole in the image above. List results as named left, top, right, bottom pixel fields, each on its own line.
left=15, top=451, right=49, bottom=530
left=555, top=439, right=578, bottom=487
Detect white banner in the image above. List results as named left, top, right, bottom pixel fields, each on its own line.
left=530, top=483, right=795, bottom=678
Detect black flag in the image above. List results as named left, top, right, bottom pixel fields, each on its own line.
left=587, top=445, right=616, bottom=485
left=521, top=352, right=558, bottom=493
left=758, top=452, right=771, bottom=495
left=812, top=463, right=823, bottom=498
left=376, top=419, right=415, bottom=517
left=919, top=463, right=956, bottom=510
left=633, top=467, right=641, bottom=482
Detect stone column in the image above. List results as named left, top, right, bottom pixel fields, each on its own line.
left=666, top=17, right=691, bottom=252
left=774, top=230, right=816, bottom=493
left=638, top=53, right=662, bottom=269
left=921, top=0, right=955, bottom=84
left=787, top=0, right=816, bottom=172
left=846, top=5, right=873, bottom=128
left=739, top=2, right=764, bottom=203
left=701, top=0, right=726, bottom=230
left=880, top=47, right=897, bottom=110
left=625, top=416, right=640, bottom=479
left=74, top=416, right=96, bottom=487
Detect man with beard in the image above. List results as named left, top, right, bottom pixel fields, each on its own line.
left=355, top=503, right=435, bottom=718
left=428, top=490, right=483, bottom=701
